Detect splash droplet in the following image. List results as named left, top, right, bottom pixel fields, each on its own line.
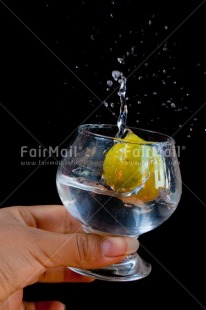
left=112, top=70, right=122, bottom=81
left=117, top=58, right=125, bottom=64
left=107, top=80, right=113, bottom=87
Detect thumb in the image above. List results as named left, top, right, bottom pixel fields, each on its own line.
left=34, top=230, right=139, bottom=270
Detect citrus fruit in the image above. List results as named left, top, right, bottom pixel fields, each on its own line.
left=103, top=130, right=165, bottom=202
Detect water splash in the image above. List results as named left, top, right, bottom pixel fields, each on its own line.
left=111, top=68, right=128, bottom=137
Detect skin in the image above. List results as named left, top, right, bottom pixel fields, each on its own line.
left=0, top=205, right=139, bottom=309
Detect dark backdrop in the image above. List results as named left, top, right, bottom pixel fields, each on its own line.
left=1, top=0, right=206, bottom=309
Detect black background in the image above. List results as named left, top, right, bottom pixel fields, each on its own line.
left=0, top=0, right=206, bottom=309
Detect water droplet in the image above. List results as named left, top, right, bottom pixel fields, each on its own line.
left=111, top=102, right=115, bottom=108
left=112, top=70, right=122, bottom=81
left=162, top=103, right=166, bottom=106
left=138, top=76, right=143, bottom=80
left=75, top=65, right=79, bottom=69
left=117, top=58, right=125, bottom=64
left=107, top=80, right=113, bottom=87
left=110, top=13, right=113, bottom=18
left=131, top=46, right=136, bottom=54
left=103, top=101, right=108, bottom=107
left=190, top=128, right=193, bottom=131
left=144, top=62, right=149, bottom=67
left=164, top=25, right=168, bottom=30
left=171, top=103, right=176, bottom=108
left=153, top=92, right=158, bottom=96
left=163, top=69, right=166, bottom=74
left=148, top=20, right=152, bottom=26
left=91, top=35, right=94, bottom=40
left=137, top=101, right=141, bottom=104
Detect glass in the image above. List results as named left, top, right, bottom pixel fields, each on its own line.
left=56, top=124, right=182, bottom=281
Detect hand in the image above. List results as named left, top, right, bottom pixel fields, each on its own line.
left=0, top=205, right=139, bottom=309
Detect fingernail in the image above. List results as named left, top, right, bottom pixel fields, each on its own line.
left=102, top=237, right=139, bottom=257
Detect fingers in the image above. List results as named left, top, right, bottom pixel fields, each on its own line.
left=23, top=301, right=65, bottom=310
left=12, top=205, right=83, bottom=234
left=35, top=230, right=139, bottom=270
left=38, top=267, right=94, bottom=283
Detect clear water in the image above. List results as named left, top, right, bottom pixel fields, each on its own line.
left=56, top=173, right=178, bottom=237
left=111, top=69, right=128, bottom=137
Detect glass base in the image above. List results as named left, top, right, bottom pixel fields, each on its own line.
left=69, top=253, right=151, bottom=282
